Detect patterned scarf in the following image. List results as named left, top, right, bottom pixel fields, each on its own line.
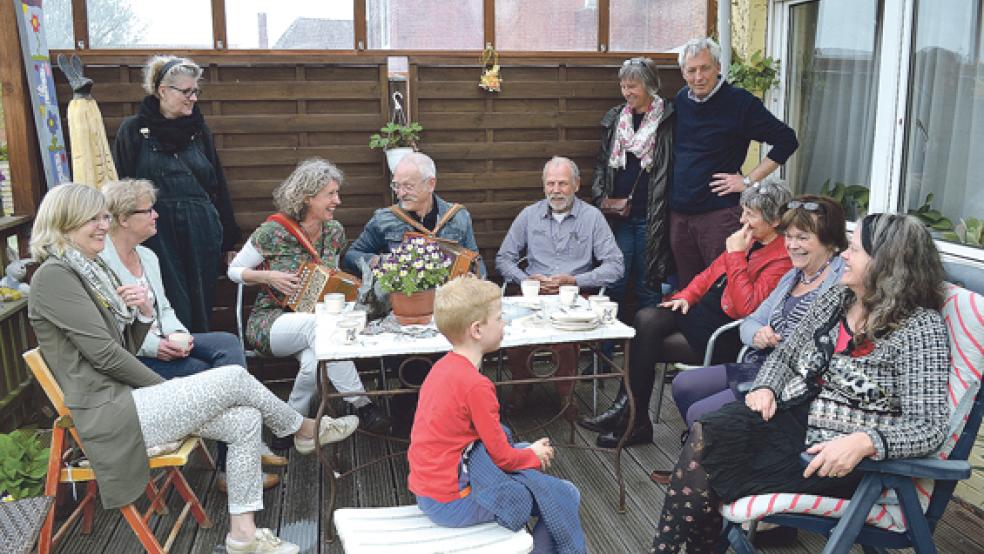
left=607, top=97, right=665, bottom=171
left=55, top=246, right=136, bottom=330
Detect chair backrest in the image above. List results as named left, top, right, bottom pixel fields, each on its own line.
left=236, top=282, right=247, bottom=350
left=23, top=348, right=69, bottom=418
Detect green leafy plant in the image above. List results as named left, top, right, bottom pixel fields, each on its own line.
left=907, top=193, right=954, bottom=232
left=0, top=430, right=49, bottom=501
left=372, top=236, right=452, bottom=296
left=820, top=180, right=870, bottom=220
left=369, top=122, right=423, bottom=150
left=728, top=50, right=780, bottom=95
left=0, top=144, right=8, bottom=162
left=940, top=217, right=984, bottom=246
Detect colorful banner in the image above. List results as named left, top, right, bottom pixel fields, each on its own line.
left=13, top=0, right=71, bottom=190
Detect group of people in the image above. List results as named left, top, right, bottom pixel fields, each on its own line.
left=24, top=35, right=954, bottom=554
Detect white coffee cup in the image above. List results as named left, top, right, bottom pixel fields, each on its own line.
left=558, top=285, right=579, bottom=306
left=599, top=301, right=619, bottom=324
left=337, top=317, right=361, bottom=345
left=588, top=294, right=609, bottom=311
left=168, top=332, right=191, bottom=350
left=323, top=293, right=346, bottom=314
left=521, top=279, right=540, bottom=298
left=346, top=310, right=368, bottom=334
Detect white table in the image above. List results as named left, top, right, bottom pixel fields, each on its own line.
left=314, top=296, right=639, bottom=541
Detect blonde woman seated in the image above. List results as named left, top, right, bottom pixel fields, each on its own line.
left=228, top=158, right=391, bottom=435
left=28, top=183, right=358, bottom=554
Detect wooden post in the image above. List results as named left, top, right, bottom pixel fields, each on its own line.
left=0, top=0, right=43, bottom=220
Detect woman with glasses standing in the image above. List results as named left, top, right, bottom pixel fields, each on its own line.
left=591, top=57, right=675, bottom=315
left=113, top=55, right=240, bottom=334
left=580, top=181, right=793, bottom=448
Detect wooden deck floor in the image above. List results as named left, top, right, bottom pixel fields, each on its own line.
left=53, top=359, right=984, bottom=553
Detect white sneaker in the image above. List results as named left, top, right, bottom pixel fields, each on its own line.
left=225, top=528, right=299, bottom=554
left=293, top=415, right=359, bottom=454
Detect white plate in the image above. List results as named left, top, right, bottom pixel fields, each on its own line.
left=511, top=297, right=544, bottom=309
left=551, top=319, right=600, bottom=331
left=550, top=308, right=598, bottom=323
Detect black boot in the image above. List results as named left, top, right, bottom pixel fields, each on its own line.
left=356, top=402, right=392, bottom=435
left=576, top=391, right=628, bottom=433
left=595, top=416, right=652, bottom=448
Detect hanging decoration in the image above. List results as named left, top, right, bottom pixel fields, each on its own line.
left=478, top=44, right=502, bottom=93
left=58, top=54, right=118, bottom=190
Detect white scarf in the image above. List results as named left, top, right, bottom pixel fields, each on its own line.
left=608, top=97, right=664, bottom=171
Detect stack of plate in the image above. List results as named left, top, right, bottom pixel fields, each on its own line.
left=549, top=307, right=600, bottom=331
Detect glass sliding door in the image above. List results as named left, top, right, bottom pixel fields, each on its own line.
left=901, top=0, right=984, bottom=248
left=783, top=0, right=880, bottom=217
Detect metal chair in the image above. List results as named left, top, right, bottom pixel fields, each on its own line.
left=23, top=348, right=213, bottom=554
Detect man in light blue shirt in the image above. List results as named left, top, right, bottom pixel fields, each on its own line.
left=496, top=156, right=624, bottom=412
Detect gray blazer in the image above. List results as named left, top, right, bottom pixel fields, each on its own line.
left=100, top=235, right=187, bottom=357
left=739, top=256, right=846, bottom=346
left=28, top=257, right=165, bottom=509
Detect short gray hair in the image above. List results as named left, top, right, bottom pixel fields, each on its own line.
left=678, top=37, right=722, bottom=69
left=272, top=158, right=345, bottom=220
left=739, top=179, right=792, bottom=223
left=102, top=179, right=157, bottom=232
left=618, top=57, right=661, bottom=99
left=142, top=55, right=203, bottom=96
left=398, top=152, right=437, bottom=181
left=542, top=156, right=580, bottom=182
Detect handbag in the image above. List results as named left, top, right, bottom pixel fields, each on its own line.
left=388, top=204, right=481, bottom=278
left=265, top=213, right=362, bottom=313
left=600, top=169, right=646, bottom=220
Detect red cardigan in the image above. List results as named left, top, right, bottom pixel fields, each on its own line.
left=408, top=352, right=541, bottom=502
left=673, top=236, right=791, bottom=320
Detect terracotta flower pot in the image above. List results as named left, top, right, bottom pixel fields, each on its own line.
left=389, top=288, right=435, bottom=325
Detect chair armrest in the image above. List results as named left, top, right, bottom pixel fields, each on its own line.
left=703, top=318, right=744, bottom=366
left=799, top=452, right=971, bottom=480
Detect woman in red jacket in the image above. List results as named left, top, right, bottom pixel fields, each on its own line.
left=581, top=181, right=792, bottom=447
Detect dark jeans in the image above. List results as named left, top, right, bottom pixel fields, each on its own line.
left=138, top=332, right=246, bottom=379
left=138, top=331, right=247, bottom=471
left=608, top=213, right=661, bottom=309
left=669, top=205, right=741, bottom=288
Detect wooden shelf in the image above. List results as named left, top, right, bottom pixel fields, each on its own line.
left=0, top=215, right=31, bottom=235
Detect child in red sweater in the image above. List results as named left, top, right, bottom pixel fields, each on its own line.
left=408, top=276, right=582, bottom=552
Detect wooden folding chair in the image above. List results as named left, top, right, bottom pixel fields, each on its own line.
left=23, top=348, right=214, bottom=553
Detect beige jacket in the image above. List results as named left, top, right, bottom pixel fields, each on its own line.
left=28, top=257, right=165, bottom=509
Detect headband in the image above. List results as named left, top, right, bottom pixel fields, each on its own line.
left=860, top=213, right=882, bottom=256
left=153, top=59, right=184, bottom=92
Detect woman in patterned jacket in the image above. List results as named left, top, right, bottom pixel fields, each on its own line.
left=650, top=213, right=951, bottom=554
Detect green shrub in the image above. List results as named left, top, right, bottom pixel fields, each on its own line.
left=0, top=430, right=49, bottom=500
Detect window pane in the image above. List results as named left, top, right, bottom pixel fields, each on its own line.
left=88, top=0, right=212, bottom=49
left=784, top=0, right=879, bottom=219
left=227, top=1, right=353, bottom=49
left=43, top=0, right=74, bottom=50
left=901, top=0, right=984, bottom=248
left=367, top=0, right=483, bottom=50
left=610, top=0, right=706, bottom=52
left=495, top=0, right=597, bottom=51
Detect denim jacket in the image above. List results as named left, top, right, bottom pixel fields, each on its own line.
left=343, top=194, right=487, bottom=278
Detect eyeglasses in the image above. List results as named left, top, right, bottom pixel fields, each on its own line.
left=390, top=180, right=420, bottom=193
left=787, top=200, right=821, bottom=212
left=88, top=214, right=112, bottom=225
left=622, top=58, right=645, bottom=66
left=129, top=207, right=155, bottom=216
left=168, top=85, right=202, bottom=99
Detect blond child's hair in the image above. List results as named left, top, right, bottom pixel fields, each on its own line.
left=434, top=276, right=501, bottom=343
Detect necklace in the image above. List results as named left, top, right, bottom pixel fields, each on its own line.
left=799, top=256, right=833, bottom=285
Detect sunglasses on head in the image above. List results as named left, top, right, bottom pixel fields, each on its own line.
left=622, top=58, right=645, bottom=66
left=787, top=200, right=822, bottom=212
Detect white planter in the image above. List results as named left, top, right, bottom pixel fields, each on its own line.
left=384, top=147, right=413, bottom=173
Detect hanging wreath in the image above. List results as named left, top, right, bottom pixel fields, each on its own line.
left=479, top=44, right=502, bottom=93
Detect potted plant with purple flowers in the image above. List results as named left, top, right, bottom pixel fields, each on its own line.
left=373, top=236, right=453, bottom=324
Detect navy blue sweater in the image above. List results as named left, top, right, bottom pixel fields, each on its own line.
left=671, top=81, right=798, bottom=214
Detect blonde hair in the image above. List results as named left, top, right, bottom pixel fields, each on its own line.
left=273, top=158, right=345, bottom=220
left=434, top=276, right=501, bottom=343
left=142, top=55, right=202, bottom=96
left=102, top=179, right=157, bottom=232
left=30, top=184, right=106, bottom=261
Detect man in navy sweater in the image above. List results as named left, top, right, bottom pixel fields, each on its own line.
left=670, top=37, right=798, bottom=286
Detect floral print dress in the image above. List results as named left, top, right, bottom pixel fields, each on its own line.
left=245, top=219, right=345, bottom=355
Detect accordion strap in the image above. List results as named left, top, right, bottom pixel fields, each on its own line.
left=267, top=213, right=324, bottom=265
left=388, top=203, right=463, bottom=237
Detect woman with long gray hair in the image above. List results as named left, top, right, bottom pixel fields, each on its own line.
left=113, top=55, right=240, bottom=334
left=228, top=158, right=391, bottom=437
left=650, top=213, right=949, bottom=553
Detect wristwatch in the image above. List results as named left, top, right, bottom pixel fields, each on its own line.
left=742, top=176, right=752, bottom=188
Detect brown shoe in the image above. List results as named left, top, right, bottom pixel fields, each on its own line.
left=650, top=469, right=672, bottom=485
left=217, top=472, right=280, bottom=493
left=261, top=453, right=288, bottom=467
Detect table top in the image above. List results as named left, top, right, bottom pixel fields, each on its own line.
left=315, top=295, right=635, bottom=361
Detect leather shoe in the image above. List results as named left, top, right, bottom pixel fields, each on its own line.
left=217, top=472, right=280, bottom=493
left=595, top=422, right=652, bottom=448
left=261, top=452, right=288, bottom=467
left=650, top=469, right=672, bottom=485
left=356, top=402, right=392, bottom=435
left=576, top=393, right=627, bottom=433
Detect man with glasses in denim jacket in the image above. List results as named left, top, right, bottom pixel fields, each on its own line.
left=344, top=152, right=486, bottom=278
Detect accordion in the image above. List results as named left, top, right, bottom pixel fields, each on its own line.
left=404, top=231, right=480, bottom=279
left=284, top=262, right=362, bottom=313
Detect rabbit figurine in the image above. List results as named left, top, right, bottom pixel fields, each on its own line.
left=1, top=247, right=30, bottom=295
